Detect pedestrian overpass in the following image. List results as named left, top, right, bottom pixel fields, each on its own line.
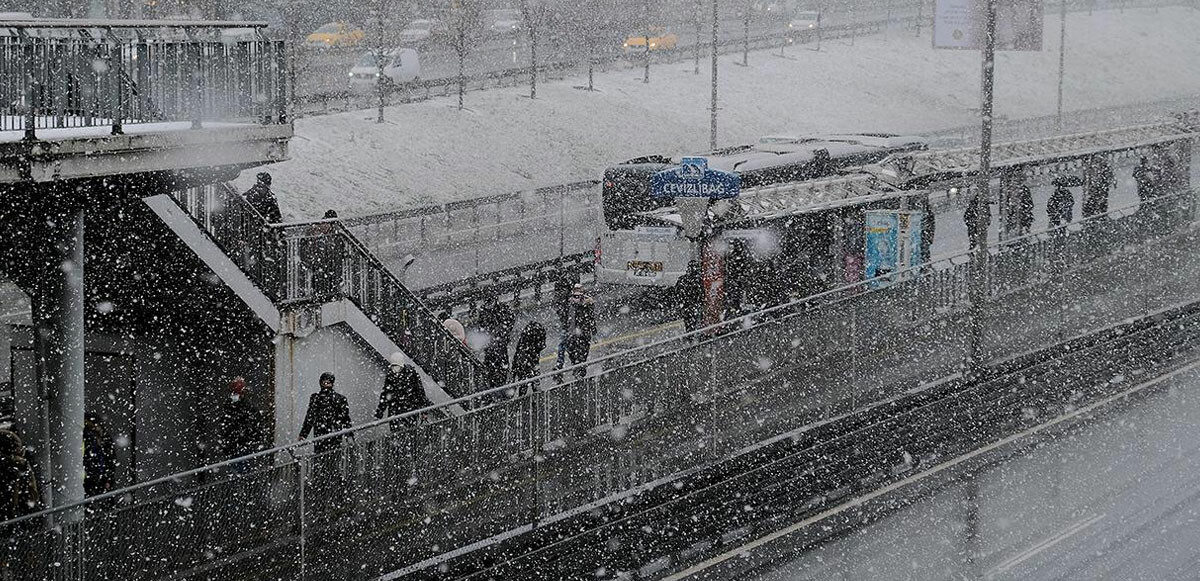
left=0, top=18, right=483, bottom=536
left=1, top=109, right=1197, bottom=579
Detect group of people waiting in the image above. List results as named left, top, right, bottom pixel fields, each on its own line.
left=444, top=272, right=598, bottom=399
left=966, top=152, right=1185, bottom=242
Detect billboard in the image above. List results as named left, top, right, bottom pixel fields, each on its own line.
left=934, top=0, right=1043, bottom=51
left=864, top=210, right=925, bottom=289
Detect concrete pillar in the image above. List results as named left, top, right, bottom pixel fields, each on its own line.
left=32, top=207, right=86, bottom=519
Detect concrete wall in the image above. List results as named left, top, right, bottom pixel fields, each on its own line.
left=274, top=323, right=389, bottom=446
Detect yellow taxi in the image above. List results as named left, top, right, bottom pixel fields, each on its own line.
left=305, top=22, right=365, bottom=48
left=622, top=27, right=678, bottom=54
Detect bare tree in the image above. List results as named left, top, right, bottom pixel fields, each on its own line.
left=364, top=0, right=409, bottom=123
left=518, top=0, right=549, bottom=99
left=449, top=0, right=483, bottom=110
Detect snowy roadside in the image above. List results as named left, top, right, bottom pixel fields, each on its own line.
left=248, top=7, right=1200, bottom=220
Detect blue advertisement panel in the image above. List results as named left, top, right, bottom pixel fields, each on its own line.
left=864, top=211, right=899, bottom=287
left=865, top=210, right=925, bottom=288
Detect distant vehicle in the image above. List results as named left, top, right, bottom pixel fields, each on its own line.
left=622, top=27, right=678, bottom=53
left=398, top=19, right=447, bottom=45
left=750, top=1, right=799, bottom=18
left=305, top=22, right=365, bottom=48
left=348, top=48, right=420, bottom=91
left=788, top=11, right=821, bottom=32
left=597, top=134, right=928, bottom=291
left=482, top=8, right=522, bottom=36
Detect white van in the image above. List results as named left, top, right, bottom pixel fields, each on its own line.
left=348, top=48, right=420, bottom=91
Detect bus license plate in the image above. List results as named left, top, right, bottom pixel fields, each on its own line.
left=627, top=261, right=663, bottom=278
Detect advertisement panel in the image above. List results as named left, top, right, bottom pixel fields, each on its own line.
left=865, top=210, right=925, bottom=288
left=864, top=211, right=900, bottom=288
left=934, top=0, right=1043, bottom=51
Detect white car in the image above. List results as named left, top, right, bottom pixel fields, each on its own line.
left=788, top=11, right=821, bottom=31
left=398, top=19, right=446, bottom=45
left=348, top=48, right=420, bottom=91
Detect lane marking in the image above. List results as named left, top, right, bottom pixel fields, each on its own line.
left=986, top=513, right=1107, bottom=578
left=662, top=358, right=1200, bottom=581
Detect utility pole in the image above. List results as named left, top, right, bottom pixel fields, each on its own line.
left=967, top=0, right=998, bottom=374
left=695, top=0, right=702, bottom=74
left=1055, top=0, right=1068, bottom=132
left=710, top=0, right=719, bottom=149
left=643, top=0, right=651, bottom=83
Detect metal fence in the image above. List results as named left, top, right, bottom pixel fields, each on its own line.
left=168, top=183, right=484, bottom=400
left=0, top=22, right=289, bottom=138
left=3, top=187, right=1196, bottom=580
left=342, top=180, right=600, bottom=291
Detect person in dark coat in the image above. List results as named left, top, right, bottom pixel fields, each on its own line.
left=299, top=371, right=352, bottom=454
left=964, top=194, right=991, bottom=249
left=478, top=296, right=516, bottom=389
left=375, top=359, right=431, bottom=431
left=1048, top=184, right=1074, bottom=227
left=510, top=321, right=547, bottom=393
left=1015, top=184, right=1035, bottom=236
left=1132, top=156, right=1160, bottom=202
left=243, top=172, right=282, bottom=224
left=677, top=259, right=704, bottom=332
left=0, top=430, right=39, bottom=523
left=1082, top=157, right=1115, bottom=217
left=555, top=284, right=597, bottom=381
left=301, top=210, right=344, bottom=299
left=83, top=414, right=115, bottom=496
left=552, top=268, right=579, bottom=368
left=218, top=377, right=267, bottom=465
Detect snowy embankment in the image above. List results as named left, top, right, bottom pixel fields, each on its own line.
left=252, top=7, right=1200, bottom=220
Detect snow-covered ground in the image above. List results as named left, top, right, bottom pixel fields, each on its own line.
left=251, top=7, right=1200, bottom=220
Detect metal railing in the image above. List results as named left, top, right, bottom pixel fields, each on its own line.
left=3, top=187, right=1196, bottom=580
left=168, top=183, right=483, bottom=399
left=341, top=180, right=600, bottom=291
left=0, top=21, right=289, bottom=139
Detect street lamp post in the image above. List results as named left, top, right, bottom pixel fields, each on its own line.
left=1055, top=0, right=1068, bottom=132
left=711, top=0, right=719, bottom=149
left=968, top=0, right=998, bottom=373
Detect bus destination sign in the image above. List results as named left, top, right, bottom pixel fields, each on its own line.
left=650, top=157, right=741, bottom=200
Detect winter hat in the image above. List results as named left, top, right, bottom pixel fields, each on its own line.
left=256, top=172, right=271, bottom=185
left=571, top=283, right=584, bottom=294
left=319, top=371, right=336, bottom=385
left=229, top=376, right=247, bottom=396
left=387, top=352, right=405, bottom=370
left=323, top=209, right=339, bottom=219
left=442, top=318, right=467, bottom=344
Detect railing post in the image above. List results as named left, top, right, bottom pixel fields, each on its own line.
left=22, top=35, right=36, bottom=141
left=298, top=458, right=307, bottom=581
left=191, top=39, right=203, bottom=129
left=111, top=40, right=124, bottom=136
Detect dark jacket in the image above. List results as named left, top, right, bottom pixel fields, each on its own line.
left=83, top=416, right=115, bottom=497
left=243, top=183, right=282, bottom=224
left=376, top=365, right=431, bottom=430
left=0, top=430, right=39, bottom=523
left=219, top=396, right=267, bottom=460
left=1048, top=186, right=1074, bottom=226
left=564, top=292, right=597, bottom=339
left=677, top=260, right=704, bottom=331
left=964, top=196, right=991, bottom=248
left=300, top=389, right=352, bottom=450
left=1015, top=185, right=1035, bottom=234
left=510, top=321, right=548, bottom=385
left=1133, top=160, right=1160, bottom=201
left=553, top=272, right=578, bottom=328
left=478, top=300, right=516, bottom=350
